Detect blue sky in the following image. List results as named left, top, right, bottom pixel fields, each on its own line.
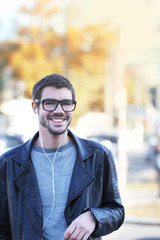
left=0, top=0, right=33, bottom=40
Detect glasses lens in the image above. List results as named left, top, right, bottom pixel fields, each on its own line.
left=62, top=100, right=75, bottom=112
left=43, top=99, right=57, bottom=111
left=42, top=99, right=76, bottom=112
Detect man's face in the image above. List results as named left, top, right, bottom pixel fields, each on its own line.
left=35, top=86, right=74, bottom=136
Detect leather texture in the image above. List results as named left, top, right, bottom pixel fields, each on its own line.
left=0, top=131, right=124, bottom=240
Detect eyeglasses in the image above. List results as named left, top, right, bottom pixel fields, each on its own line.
left=35, top=98, right=76, bottom=112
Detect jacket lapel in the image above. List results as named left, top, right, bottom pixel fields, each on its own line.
left=66, top=131, right=96, bottom=205
left=15, top=161, right=42, bottom=215
left=13, top=133, right=42, bottom=215
left=66, top=160, right=95, bottom=205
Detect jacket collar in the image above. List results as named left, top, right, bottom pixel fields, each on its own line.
left=12, top=132, right=39, bottom=166
left=13, top=130, right=94, bottom=166
left=68, top=130, right=94, bottom=161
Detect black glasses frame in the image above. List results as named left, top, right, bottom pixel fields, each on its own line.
left=35, top=98, right=76, bottom=112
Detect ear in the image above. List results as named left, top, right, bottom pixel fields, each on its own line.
left=32, top=101, right=38, bottom=114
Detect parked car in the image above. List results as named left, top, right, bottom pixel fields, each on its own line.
left=0, top=134, right=24, bottom=155
left=86, top=134, right=118, bottom=166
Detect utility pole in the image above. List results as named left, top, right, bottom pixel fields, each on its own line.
left=112, top=46, right=127, bottom=191
left=105, top=45, right=127, bottom=190
left=59, top=0, right=73, bottom=78
left=116, top=0, right=127, bottom=190
left=116, top=48, right=127, bottom=190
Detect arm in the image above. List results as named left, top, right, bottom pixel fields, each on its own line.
left=90, top=149, right=125, bottom=237
left=64, top=148, right=124, bottom=239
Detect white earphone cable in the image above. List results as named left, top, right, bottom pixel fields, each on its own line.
left=40, top=134, right=65, bottom=231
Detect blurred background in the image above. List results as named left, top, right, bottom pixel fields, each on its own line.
left=0, top=0, right=160, bottom=238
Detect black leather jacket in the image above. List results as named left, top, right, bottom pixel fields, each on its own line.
left=0, top=131, right=124, bottom=240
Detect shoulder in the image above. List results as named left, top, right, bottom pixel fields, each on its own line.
left=70, top=130, right=111, bottom=154
left=0, top=132, right=38, bottom=163
left=0, top=143, right=24, bottom=160
left=77, top=137, right=117, bottom=174
left=81, top=137, right=105, bottom=149
left=77, top=136, right=112, bottom=157
left=0, top=139, right=31, bottom=164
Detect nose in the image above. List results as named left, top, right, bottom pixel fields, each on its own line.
left=54, top=102, right=64, bottom=112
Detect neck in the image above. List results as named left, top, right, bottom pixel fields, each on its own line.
left=36, top=130, right=70, bottom=149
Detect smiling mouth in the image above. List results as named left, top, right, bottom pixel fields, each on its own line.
left=50, top=118, right=65, bottom=123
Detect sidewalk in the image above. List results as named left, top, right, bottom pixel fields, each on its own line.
left=121, top=168, right=160, bottom=226
left=122, top=189, right=160, bottom=226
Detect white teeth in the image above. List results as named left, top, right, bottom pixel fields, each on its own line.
left=51, top=119, right=64, bottom=122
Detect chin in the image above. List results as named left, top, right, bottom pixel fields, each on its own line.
left=49, top=127, right=68, bottom=136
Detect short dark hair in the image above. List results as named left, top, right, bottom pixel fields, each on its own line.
left=32, top=73, right=76, bottom=101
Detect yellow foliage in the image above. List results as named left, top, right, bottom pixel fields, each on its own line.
left=10, top=42, right=63, bottom=96
left=7, top=0, right=119, bottom=115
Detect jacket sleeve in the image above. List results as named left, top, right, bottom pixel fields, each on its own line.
left=90, top=149, right=125, bottom=237
left=0, top=156, right=12, bottom=239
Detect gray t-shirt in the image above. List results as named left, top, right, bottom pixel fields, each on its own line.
left=31, top=140, right=77, bottom=240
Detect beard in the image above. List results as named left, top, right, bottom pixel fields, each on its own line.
left=39, top=113, right=71, bottom=136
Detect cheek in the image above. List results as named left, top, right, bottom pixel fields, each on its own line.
left=68, top=112, right=73, bottom=120
left=39, top=112, right=47, bottom=124
left=38, top=108, right=47, bottom=118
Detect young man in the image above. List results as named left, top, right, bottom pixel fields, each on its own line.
left=0, top=73, right=124, bottom=240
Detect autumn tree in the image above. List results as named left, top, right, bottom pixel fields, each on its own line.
left=8, top=0, right=119, bottom=120
left=0, top=41, right=19, bottom=102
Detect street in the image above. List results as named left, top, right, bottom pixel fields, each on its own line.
left=102, top=222, right=160, bottom=240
